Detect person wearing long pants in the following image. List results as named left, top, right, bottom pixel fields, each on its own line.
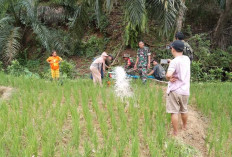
left=90, top=52, right=108, bottom=85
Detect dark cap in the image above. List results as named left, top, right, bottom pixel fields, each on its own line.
left=170, top=40, right=185, bottom=52
left=175, top=32, right=184, bottom=40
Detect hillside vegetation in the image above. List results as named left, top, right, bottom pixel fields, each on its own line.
left=0, top=0, right=231, bottom=81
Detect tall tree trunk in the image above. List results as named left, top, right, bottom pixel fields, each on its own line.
left=173, top=0, right=186, bottom=40
left=213, top=0, right=232, bottom=48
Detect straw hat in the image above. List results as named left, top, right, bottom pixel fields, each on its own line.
left=101, top=52, right=108, bottom=57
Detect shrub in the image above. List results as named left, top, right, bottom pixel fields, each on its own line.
left=188, top=34, right=232, bottom=82
left=191, top=61, right=204, bottom=82
left=225, top=72, right=232, bottom=81
left=7, top=60, right=24, bottom=76
left=0, top=61, right=3, bottom=71
left=23, top=68, right=40, bottom=79
left=79, top=36, right=109, bottom=58
left=60, top=60, right=77, bottom=78
left=188, top=34, right=211, bottom=61
left=208, top=68, right=224, bottom=81
left=99, top=15, right=110, bottom=35
left=7, top=60, right=40, bottom=78
left=25, top=60, right=41, bottom=73
left=153, top=48, right=173, bottom=62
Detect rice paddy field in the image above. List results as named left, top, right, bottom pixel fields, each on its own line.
left=0, top=72, right=231, bottom=157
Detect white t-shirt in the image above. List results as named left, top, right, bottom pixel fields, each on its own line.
left=167, top=55, right=191, bottom=96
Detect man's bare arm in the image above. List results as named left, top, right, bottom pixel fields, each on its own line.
left=166, top=71, right=178, bottom=82
left=148, top=70, right=154, bottom=76
left=166, top=71, right=174, bottom=80
left=134, top=57, right=139, bottom=69
left=147, top=55, right=151, bottom=69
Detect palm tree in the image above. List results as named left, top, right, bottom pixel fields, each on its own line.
left=0, top=0, right=185, bottom=63
left=122, top=0, right=184, bottom=47
left=0, top=0, right=65, bottom=64
left=0, top=0, right=113, bottom=64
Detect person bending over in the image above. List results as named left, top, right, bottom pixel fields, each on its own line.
left=91, top=54, right=113, bottom=79
left=90, top=52, right=108, bottom=85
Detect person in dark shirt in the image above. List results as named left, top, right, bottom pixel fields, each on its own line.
left=148, top=60, right=165, bottom=80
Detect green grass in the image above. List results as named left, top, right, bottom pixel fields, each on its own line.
left=192, top=83, right=232, bottom=157
left=0, top=73, right=231, bottom=156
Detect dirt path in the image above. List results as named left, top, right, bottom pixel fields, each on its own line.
left=175, top=105, right=208, bottom=157
left=160, top=85, right=209, bottom=157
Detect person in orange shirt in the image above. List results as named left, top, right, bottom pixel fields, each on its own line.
left=46, top=50, right=62, bottom=80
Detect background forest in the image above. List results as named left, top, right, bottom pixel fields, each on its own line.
left=0, top=0, right=231, bottom=81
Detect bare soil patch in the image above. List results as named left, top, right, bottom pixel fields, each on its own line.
left=0, top=86, right=14, bottom=100
left=71, top=56, right=92, bottom=75
left=176, top=105, right=208, bottom=157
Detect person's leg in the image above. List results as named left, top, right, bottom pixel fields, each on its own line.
left=138, top=67, right=142, bottom=78
left=101, top=67, right=104, bottom=79
left=180, top=95, right=189, bottom=130
left=95, top=71, right=102, bottom=85
left=91, top=67, right=102, bottom=85
left=181, top=113, right=188, bottom=130
left=166, top=92, right=181, bottom=135
left=56, top=69, right=60, bottom=80
left=51, top=69, right=55, bottom=80
left=142, top=67, right=147, bottom=83
left=90, top=67, right=97, bottom=84
left=171, top=113, right=179, bottom=135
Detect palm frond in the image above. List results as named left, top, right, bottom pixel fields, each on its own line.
left=0, top=26, right=22, bottom=64
left=0, top=16, right=14, bottom=27
left=123, top=0, right=147, bottom=47
left=105, top=0, right=114, bottom=12
left=32, top=22, right=50, bottom=51
left=125, top=0, right=147, bottom=30
left=69, top=4, right=89, bottom=40
left=49, top=29, right=69, bottom=55
left=20, top=0, right=37, bottom=21
left=147, top=0, right=184, bottom=37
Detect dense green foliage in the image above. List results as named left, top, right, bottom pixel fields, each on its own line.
left=0, top=0, right=231, bottom=81
left=153, top=34, right=232, bottom=82
left=78, top=36, right=109, bottom=58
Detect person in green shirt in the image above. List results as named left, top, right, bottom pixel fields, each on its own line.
left=175, top=32, right=194, bottom=62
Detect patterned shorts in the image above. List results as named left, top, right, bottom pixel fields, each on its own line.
left=51, top=69, right=60, bottom=79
